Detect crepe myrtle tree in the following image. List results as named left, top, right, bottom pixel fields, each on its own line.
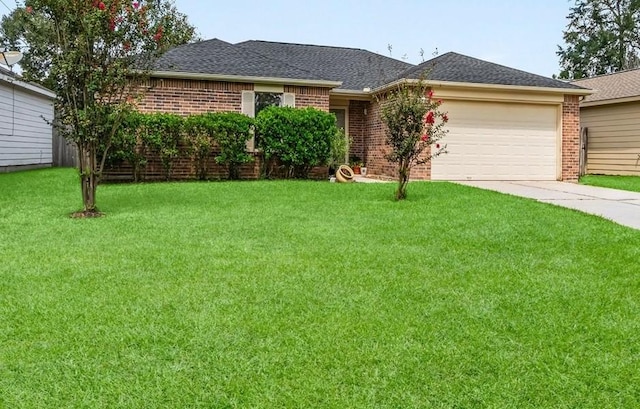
left=0, top=0, right=196, bottom=216
left=381, top=81, right=449, bottom=200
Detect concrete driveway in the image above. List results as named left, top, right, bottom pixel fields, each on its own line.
left=456, top=181, right=640, bottom=230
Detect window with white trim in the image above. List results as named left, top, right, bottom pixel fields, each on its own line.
left=241, top=88, right=296, bottom=152
left=255, top=92, right=283, bottom=116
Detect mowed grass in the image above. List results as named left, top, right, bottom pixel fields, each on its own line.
left=581, top=174, right=640, bottom=193
left=1, top=169, right=639, bottom=408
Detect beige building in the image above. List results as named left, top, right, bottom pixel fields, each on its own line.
left=573, top=69, right=640, bottom=176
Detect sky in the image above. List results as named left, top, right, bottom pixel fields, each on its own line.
left=1, top=0, right=573, bottom=78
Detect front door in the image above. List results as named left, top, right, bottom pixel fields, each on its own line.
left=330, top=107, right=349, bottom=163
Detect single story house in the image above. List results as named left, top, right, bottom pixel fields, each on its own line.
left=572, top=69, right=640, bottom=176
left=0, top=65, right=56, bottom=172
left=135, top=38, right=591, bottom=181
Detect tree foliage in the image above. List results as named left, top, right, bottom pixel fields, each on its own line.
left=380, top=82, right=448, bottom=200
left=558, top=0, right=640, bottom=79
left=0, top=0, right=197, bottom=214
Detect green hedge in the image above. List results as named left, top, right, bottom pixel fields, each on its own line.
left=183, top=113, right=254, bottom=180
left=255, top=106, right=338, bottom=179
left=107, top=107, right=336, bottom=181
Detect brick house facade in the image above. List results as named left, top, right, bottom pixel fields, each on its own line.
left=106, top=38, right=590, bottom=182
left=104, top=79, right=334, bottom=181
left=361, top=93, right=584, bottom=182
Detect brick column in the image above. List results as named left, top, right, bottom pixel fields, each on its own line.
left=561, top=95, right=580, bottom=182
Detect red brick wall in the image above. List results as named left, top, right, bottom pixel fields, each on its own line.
left=104, top=149, right=261, bottom=181
left=348, top=100, right=368, bottom=162
left=104, top=79, right=332, bottom=181
left=363, top=95, right=431, bottom=181
left=562, top=95, right=580, bottom=182
left=285, top=85, right=330, bottom=111
left=137, top=79, right=253, bottom=114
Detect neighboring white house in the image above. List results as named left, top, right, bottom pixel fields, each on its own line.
left=0, top=66, right=56, bottom=172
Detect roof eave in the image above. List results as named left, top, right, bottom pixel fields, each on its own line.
left=329, top=88, right=372, bottom=101
left=0, top=71, right=56, bottom=99
left=581, top=95, right=640, bottom=107
left=149, top=70, right=342, bottom=88
left=372, top=78, right=594, bottom=96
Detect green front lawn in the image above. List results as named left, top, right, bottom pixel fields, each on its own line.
left=1, top=169, right=639, bottom=408
left=581, top=174, right=640, bottom=193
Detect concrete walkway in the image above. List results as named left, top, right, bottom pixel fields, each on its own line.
left=354, top=175, right=391, bottom=183
left=456, top=181, right=640, bottom=230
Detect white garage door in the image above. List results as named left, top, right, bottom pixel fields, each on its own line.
left=431, top=101, right=559, bottom=181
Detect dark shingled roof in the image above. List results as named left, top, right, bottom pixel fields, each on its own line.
left=236, top=40, right=413, bottom=90
left=399, top=52, right=586, bottom=90
left=153, top=39, right=590, bottom=93
left=153, top=38, right=331, bottom=81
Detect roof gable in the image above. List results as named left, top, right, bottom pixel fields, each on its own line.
left=572, top=69, right=640, bottom=103
left=153, top=38, right=330, bottom=82
left=399, top=52, right=584, bottom=90
left=236, top=40, right=414, bottom=91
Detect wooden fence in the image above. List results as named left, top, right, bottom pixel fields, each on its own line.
left=52, top=128, right=78, bottom=168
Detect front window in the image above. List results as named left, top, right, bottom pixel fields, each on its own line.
left=255, top=92, right=283, bottom=116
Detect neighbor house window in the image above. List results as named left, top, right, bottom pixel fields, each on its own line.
left=255, top=92, right=283, bottom=116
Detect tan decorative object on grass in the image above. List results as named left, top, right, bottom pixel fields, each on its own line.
left=336, top=165, right=355, bottom=183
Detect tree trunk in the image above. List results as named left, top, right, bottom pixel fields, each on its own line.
left=229, top=163, right=239, bottom=180
left=396, top=164, right=410, bottom=201
left=77, top=143, right=100, bottom=214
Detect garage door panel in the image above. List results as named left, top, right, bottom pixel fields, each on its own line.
left=432, top=101, right=558, bottom=181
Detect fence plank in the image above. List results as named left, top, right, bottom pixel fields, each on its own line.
left=52, top=127, right=77, bottom=168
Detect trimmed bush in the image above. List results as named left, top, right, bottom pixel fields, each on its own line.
left=140, top=113, right=184, bottom=180
left=328, top=127, right=349, bottom=174
left=255, top=107, right=338, bottom=179
left=184, top=114, right=215, bottom=180
left=107, top=111, right=147, bottom=181
left=206, top=112, right=254, bottom=180
left=183, top=112, right=254, bottom=180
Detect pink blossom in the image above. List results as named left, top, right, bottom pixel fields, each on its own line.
left=424, top=111, right=435, bottom=125
left=133, top=1, right=140, bottom=9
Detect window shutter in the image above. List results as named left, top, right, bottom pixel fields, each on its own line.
left=241, top=91, right=256, bottom=152
left=283, top=93, right=295, bottom=107
left=241, top=91, right=255, bottom=117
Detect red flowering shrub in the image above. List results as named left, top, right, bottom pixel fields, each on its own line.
left=380, top=81, right=449, bottom=200
left=2, top=0, right=197, bottom=214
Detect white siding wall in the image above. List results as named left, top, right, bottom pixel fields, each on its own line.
left=0, top=80, right=54, bottom=168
